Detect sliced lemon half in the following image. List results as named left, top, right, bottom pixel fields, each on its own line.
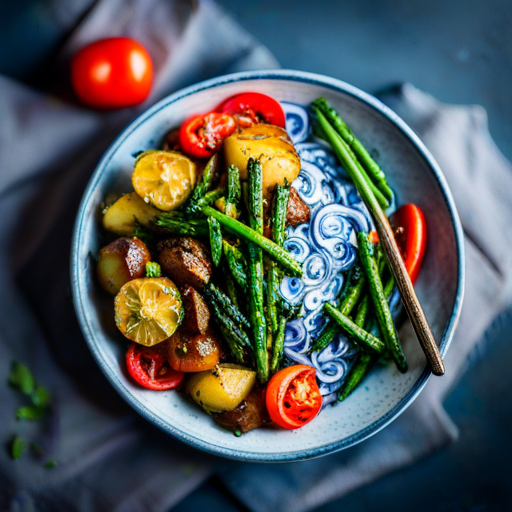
left=132, top=150, right=196, bottom=211
left=114, top=277, right=183, bottom=346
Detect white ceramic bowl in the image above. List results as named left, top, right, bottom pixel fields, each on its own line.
left=71, top=70, right=464, bottom=462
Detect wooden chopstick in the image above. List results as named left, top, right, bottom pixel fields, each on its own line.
left=373, top=209, right=445, bottom=376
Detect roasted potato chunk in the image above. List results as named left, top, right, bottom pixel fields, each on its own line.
left=223, top=124, right=300, bottom=197
left=181, top=285, right=210, bottom=334
left=184, top=364, right=256, bottom=413
left=287, top=186, right=311, bottom=227
left=157, top=237, right=212, bottom=289
left=97, top=237, right=151, bottom=294
left=167, top=328, right=221, bottom=373
left=102, top=192, right=159, bottom=236
left=212, top=387, right=270, bottom=434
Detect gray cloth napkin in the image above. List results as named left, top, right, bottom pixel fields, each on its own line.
left=1, top=0, right=512, bottom=510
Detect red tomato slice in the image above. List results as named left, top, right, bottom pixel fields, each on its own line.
left=219, top=92, right=286, bottom=128
left=266, top=364, right=323, bottom=429
left=126, top=342, right=184, bottom=391
left=179, top=112, right=236, bottom=159
left=71, top=37, right=153, bottom=109
left=390, top=204, right=427, bottom=284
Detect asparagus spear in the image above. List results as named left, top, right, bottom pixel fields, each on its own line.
left=204, top=283, right=250, bottom=330
left=357, top=231, right=407, bottom=373
left=192, top=187, right=226, bottom=211
left=225, top=269, right=239, bottom=308
left=272, top=183, right=290, bottom=247
left=266, top=183, right=291, bottom=335
left=246, top=158, right=269, bottom=383
left=312, top=98, right=393, bottom=202
left=154, top=215, right=208, bottom=236
left=201, top=206, right=302, bottom=278
left=208, top=216, right=223, bottom=266
left=225, top=165, right=241, bottom=218
left=223, top=241, right=248, bottom=291
left=324, top=304, right=385, bottom=354
left=186, top=153, right=218, bottom=208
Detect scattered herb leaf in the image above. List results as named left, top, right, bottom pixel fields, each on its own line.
left=145, top=262, right=162, bottom=278
left=31, top=386, right=51, bottom=408
left=16, top=406, right=45, bottom=421
left=11, top=437, right=25, bottom=459
left=8, top=362, right=35, bottom=395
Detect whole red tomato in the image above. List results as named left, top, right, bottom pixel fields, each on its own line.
left=71, top=37, right=153, bottom=109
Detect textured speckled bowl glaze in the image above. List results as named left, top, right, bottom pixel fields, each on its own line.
left=71, top=70, right=464, bottom=462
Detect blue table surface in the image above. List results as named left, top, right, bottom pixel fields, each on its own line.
left=1, top=0, right=511, bottom=510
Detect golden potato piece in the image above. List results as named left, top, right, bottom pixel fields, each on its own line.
left=114, top=277, right=183, bottom=346
left=185, top=364, right=257, bottom=413
left=223, top=124, right=300, bottom=197
left=132, top=150, right=197, bottom=211
left=102, top=192, right=159, bottom=236
left=97, top=237, right=151, bottom=294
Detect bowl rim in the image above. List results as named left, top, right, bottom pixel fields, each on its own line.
left=71, top=69, right=465, bottom=462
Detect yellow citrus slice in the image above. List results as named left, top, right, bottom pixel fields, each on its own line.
left=114, top=277, right=183, bottom=346
left=132, top=150, right=196, bottom=211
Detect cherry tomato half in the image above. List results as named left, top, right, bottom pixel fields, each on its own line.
left=390, top=204, right=427, bottom=284
left=71, top=37, right=153, bottom=109
left=266, top=364, right=322, bottom=429
left=179, top=112, right=236, bottom=159
left=219, top=92, right=286, bottom=128
left=126, top=342, right=184, bottom=391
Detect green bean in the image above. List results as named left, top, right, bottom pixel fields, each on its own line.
left=266, top=260, right=279, bottom=334
left=357, top=231, right=407, bottom=373
left=208, top=216, right=222, bottom=266
left=354, top=294, right=369, bottom=327
left=312, top=98, right=393, bottom=202
left=337, top=354, right=373, bottom=402
left=337, top=293, right=373, bottom=402
left=311, top=269, right=366, bottom=353
left=312, top=106, right=391, bottom=214
left=201, top=206, right=302, bottom=278
left=324, top=303, right=386, bottom=354
left=270, top=316, right=287, bottom=374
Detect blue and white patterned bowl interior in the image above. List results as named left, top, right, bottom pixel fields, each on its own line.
left=281, top=103, right=403, bottom=403
left=72, top=71, right=464, bottom=462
